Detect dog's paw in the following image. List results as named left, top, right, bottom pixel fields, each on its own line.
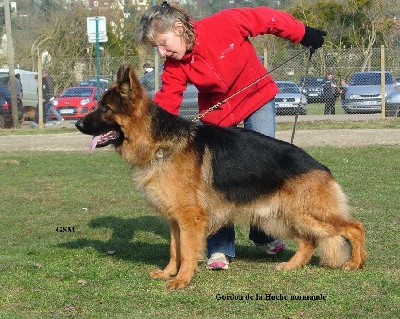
left=275, top=262, right=299, bottom=271
left=343, top=261, right=361, bottom=270
left=275, top=262, right=289, bottom=271
left=165, top=278, right=190, bottom=290
left=150, top=269, right=172, bottom=280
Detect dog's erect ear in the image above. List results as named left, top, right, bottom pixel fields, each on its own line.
left=117, top=65, right=127, bottom=82
left=128, top=65, right=140, bottom=88
left=116, top=64, right=144, bottom=98
left=116, top=64, right=132, bottom=97
left=116, top=64, right=138, bottom=83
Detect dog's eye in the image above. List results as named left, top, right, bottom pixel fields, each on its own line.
left=101, top=105, right=113, bottom=113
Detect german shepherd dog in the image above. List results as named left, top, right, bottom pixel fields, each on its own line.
left=75, top=65, right=366, bottom=289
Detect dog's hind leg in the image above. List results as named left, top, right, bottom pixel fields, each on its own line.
left=340, top=221, right=367, bottom=270
left=276, top=238, right=316, bottom=270
left=150, top=220, right=180, bottom=280
left=165, top=207, right=208, bottom=290
left=315, top=219, right=366, bottom=270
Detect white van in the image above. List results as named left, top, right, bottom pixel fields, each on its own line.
left=0, top=68, right=38, bottom=107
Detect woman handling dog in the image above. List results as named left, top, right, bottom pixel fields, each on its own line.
left=138, top=2, right=326, bottom=270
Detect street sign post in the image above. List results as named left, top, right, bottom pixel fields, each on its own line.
left=87, top=16, right=108, bottom=43
left=87, top=16, right=108, bottom=98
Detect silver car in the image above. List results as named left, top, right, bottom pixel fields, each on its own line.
left=343, top=71, right=397, bottom=114
left=140, top=66, right=199, bottom=120
left=385, top=90, right=400, bottom=117
left=275, top=81, right=307, bottom=115
left=300, top=76, right=325, bottom=103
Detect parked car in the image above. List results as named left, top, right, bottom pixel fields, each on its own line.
left=0, top=85, right=23, bottom=128
left=52, top=86, right=104, bottom=119
left=300, top=76, right=325, bottom=103
left=385, top=90, right=400, bottom=117
left=0, top=85, right=12, bottom=128
left=0, top=68, right=38, bottom=108
left=139, top=66, right=199, bottom=120
left=343, top=71, right=397, bottom=114
left=395, top=77, right=400, bottom=88
left=140, top=67, right=162, bottom=91
left=275, top=81, right=307, bottom=115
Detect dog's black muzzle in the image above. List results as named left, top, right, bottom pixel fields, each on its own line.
left=75, top=119, right=84, bottom=132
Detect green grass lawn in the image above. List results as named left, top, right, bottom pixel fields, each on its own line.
left=0, top=147, right=399, bottom=318
left=306, top=102, right=346, bottom=116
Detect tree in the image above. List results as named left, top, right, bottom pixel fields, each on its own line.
left=11, top=1, right=140, bottom=91
left=287, top=0, right=397, bottom=72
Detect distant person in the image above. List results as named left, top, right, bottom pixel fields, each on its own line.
left=47, top=98, right=64, bottom=125
left=31, top=71, right=64, bottom=127
left=14, top=73, right=23, bottom=112
left=322, top=72, right=339, bottom=115
left=340, top=79, right=348, bottom=108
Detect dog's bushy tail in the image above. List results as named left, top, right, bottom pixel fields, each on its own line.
left=318, top=236, right=351, bottom=268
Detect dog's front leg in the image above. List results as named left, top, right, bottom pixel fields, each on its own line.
left=165, top=208, right=207, bottom=289
left=150, top=220, right=180, bottom=280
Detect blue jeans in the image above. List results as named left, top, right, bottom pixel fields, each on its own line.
left=47, top=102, right=63, bottom=122
left=207, top=100, right=277, bottom=258
left=34, top=101, right=63, bottom=123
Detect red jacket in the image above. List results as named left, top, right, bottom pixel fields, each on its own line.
left=154, top=7, right=305, bottom=126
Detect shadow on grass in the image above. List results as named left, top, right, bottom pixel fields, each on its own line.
left=235, top=245, right=320, bottom=267
left=58, top=215, right=171, bottom=268
left=59, top=215, right=320, bottom=268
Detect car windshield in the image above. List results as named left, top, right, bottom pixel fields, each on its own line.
left=277, top=82, right=300, bottom=94
left=304, top=77, right=324, bottom=86
left=79, top=79, right=110, bottom=90
left=60, top=88, right=93, bottom=97
left=350, top=73, right=393, bottom=86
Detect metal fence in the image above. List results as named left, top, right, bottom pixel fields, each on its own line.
left=12, top=46, right=400, bottom=122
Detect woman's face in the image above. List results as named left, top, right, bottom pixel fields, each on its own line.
left=152, top=22, right=188, bottom=60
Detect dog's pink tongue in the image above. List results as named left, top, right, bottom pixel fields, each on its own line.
left=89, top=136, right=101, bottom=154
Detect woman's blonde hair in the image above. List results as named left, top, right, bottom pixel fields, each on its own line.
left=139, top=1, right=195, bottom=50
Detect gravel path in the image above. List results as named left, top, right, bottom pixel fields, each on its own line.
left=1, top=118, right=399, bottom=152
left=280, top=128, right=400, bottom=147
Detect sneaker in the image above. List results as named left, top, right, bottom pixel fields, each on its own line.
left=206, top=253, right=229, bottom=270
left=44, top=122, right=53, bottom=126
left=30, top=122, right=38, bottom=128
left=56, top=118, right=65, bottom=125
left=266, top=239, right=286, bottom=255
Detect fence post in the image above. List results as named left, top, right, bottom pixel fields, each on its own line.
left=381, top=45, right=386, bottom=118
left=154, top=52, right=159, bottom=92
left=37, top=52, right=43, bottom=128
left=152, top=0, right=159, bottom=92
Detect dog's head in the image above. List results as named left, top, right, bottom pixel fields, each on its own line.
left=75, top=64, right=150, bottom=154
